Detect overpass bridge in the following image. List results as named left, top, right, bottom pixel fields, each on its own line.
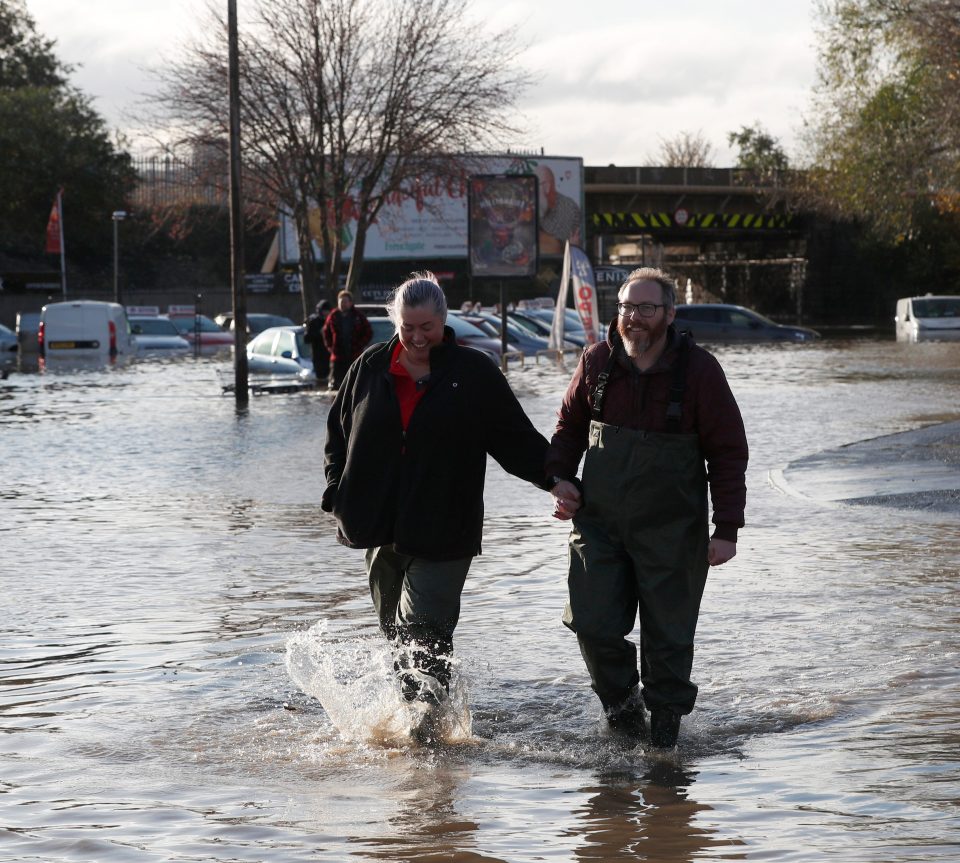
left=584, top=165, right=809, bottom=319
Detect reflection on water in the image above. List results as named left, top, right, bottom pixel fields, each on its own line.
left=567, top=764, right=744, bottom=863
left=1, top=340, right=959, bottom=862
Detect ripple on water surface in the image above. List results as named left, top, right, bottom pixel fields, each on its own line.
left=1, top=343, right=959, bottom=862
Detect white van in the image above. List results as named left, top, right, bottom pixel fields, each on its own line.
left=39, top=300, right=135, bottom=360
left=895, top=295, right=960, bottom=343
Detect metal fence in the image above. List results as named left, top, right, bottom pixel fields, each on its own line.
left=131, top=155, right=229, bottom=209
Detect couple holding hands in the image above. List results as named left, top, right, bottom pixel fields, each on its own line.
left=321, top=269, right=747, bottom=749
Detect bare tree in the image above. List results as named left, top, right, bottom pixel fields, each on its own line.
left=147, top=0, right=529, bottom=314
left=654, top=130, right=716, bottom=168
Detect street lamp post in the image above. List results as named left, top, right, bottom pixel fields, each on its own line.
left=112, top=210, right=127, bottom=305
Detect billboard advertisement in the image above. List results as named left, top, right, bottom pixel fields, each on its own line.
left=467, top=174, right=538, bottom=279
left=278, top=155, right=582, bottom=264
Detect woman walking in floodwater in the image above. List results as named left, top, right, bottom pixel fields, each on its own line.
left=321, top=272, right=558, bottom=733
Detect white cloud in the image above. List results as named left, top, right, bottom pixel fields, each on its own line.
left=25, top=0, right=820, bottom=166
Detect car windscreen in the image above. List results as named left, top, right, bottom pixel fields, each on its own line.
left=132, top=318, right=179, bottom=335
left=510, top=313, right=552, bottom=336
left=170, top=316, right=223, bottom=333
left=369, top=318, right=396, bottom=344
left=525, top=308, right=585, bottom=331
left=444, top=315, right=487, bottom=338
left=913, top=298, right=960, bottom=318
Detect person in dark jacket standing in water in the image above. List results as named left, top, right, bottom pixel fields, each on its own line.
left=322, top=290, right=372, bottom=391
left=547, top=267, right=748, bottom=749
left=304, top=300, right=331, bottom=386
left=322, top=272, right=553, bottom=723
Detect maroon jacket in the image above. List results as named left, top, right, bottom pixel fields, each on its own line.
left=546, top=322, right=748, bottom=541
left=321, top=307, right=373, bottom=362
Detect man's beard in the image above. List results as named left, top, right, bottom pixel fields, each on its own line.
left=618, top=316, right=668, bottom=359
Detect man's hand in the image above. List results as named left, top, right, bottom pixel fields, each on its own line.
left=550, top=479, right=582, bottom=520
left=708, top=538, right=736, bottom=566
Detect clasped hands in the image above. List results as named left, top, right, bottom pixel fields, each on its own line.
left=548, top=479, right=737, bottom=567
left=550, top=479, right=582, bottom=521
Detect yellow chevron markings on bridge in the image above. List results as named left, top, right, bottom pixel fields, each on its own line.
left=590, top=212, right=794, bottom=230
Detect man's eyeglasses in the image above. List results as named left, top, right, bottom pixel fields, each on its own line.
left=617, top=302, right=664, bottom=318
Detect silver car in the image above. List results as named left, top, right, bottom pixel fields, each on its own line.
left=129, top=316, right=190, bottom=353
left=246, top=325, right=316, bottom=382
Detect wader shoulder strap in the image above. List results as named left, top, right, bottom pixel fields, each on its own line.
left=664, top=333, right=690, bottom=433
left=590, top=348, right=618, bottom=421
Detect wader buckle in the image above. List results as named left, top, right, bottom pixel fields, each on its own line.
left=591, top=371, right=610, bottom=421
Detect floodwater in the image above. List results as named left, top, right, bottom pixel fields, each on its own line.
left=2, top=338, right=959, bottom=863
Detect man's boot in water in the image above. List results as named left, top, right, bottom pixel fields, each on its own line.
left=649, top=709, right=681, bottom=749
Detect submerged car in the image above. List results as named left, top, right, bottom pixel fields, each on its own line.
left=514, top=307, right=590, bottom=347
left=0, top=322, right=18, bottom=354
left=366, top=313, right=501, bottom=362
left=368, top=316, right=396, bottom=345
left=167, top=314, right=235, bottom=349
left=246, top=325, right=315, bottom=382
left=453, top=311, right=550, bottom=356
left=232, top=313, right=297, bottom=338
left=508, top=310, right=589, bottom=348
left=672, top=303, right=820, bottom=342
left=129, top=316, right=190, bottom=352
left=15, top=311, right=40, bottom=352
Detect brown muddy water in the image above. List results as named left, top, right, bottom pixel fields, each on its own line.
left=1, top=338, right=958, bottom=862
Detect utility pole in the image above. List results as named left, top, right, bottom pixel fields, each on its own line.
left=228, top=0, right=249, bottom=406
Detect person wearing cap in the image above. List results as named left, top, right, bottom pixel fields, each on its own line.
left=547, top=267, right=748, bottom=749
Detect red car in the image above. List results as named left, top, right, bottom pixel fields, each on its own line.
left=166, top=314, right=235, bottom=350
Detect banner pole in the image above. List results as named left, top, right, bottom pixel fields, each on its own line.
left=58, top=189, right=67, bottom=299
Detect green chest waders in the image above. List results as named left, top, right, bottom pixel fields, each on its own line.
left=563, top=336, right=710, bottom=715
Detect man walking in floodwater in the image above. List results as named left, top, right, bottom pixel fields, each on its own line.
left=546, top=267, right=748, bottom=749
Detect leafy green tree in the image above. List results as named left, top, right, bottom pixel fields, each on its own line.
left=0, top=0, right=65, bottom=88
left=728, top=123, right=789, bottom=176
left=0, top=0, right=134, bottom=264
left=801, top=0, right=960, bottom=241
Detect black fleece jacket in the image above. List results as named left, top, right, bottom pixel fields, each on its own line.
left=322, top=330, right=551, bottom=560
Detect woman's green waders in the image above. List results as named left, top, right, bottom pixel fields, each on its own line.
left=563, top=418, right=709, bottom=715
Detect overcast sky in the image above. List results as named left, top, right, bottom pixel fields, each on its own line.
left=25, top=0, right=821, bottom=167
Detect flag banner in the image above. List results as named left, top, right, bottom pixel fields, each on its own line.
left=570, top=245, right=600, bottom=345
left=45, top=195, right=61, bottom=254
left=548, top=241, right=571, bottom=350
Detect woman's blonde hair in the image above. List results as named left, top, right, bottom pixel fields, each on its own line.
left=387, top=271, right=448, bottom=323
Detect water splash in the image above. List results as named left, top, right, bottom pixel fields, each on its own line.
left=285, top=621, right=472, bottom=747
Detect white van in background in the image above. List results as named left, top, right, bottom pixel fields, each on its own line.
left=895, top=295, right=960, bottom=343
left=39, top=300, right=135, bottom=360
